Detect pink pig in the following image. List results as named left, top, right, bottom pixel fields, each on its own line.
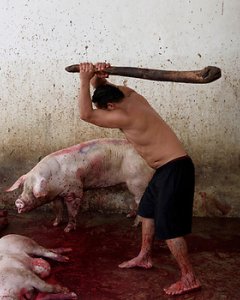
left=6, top=138, right=154, bottom=232
left=0, top=234, right=77, bottom=300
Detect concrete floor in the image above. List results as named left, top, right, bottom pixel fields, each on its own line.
left=1, top=210, right=240, bottom=300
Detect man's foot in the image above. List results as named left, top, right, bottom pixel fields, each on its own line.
left=118, top=255, right=153, bottom=269
left=164, top=273, right=201, bottom=295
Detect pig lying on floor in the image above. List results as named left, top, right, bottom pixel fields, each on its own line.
left=7, top=138, right=154, bottom=232
left=0, top=234, right=77, bottom=300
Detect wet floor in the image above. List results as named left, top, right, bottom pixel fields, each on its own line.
left=1, top=210, right=240, bottom=300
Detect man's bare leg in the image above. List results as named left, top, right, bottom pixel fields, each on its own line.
left=119, top=217, right=154, bottom=269
left=164, top=237, right=201, bottom=295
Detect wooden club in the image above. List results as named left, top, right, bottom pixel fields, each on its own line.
left=65, top=64, right=221, bottom=84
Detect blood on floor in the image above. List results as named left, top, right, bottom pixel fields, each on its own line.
left=1, top=210, right=240, bottom=300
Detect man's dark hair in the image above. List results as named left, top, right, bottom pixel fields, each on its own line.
left=92, top=84, right=124, bottom=109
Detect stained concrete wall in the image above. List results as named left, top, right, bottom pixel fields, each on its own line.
left=0, top=0, right=239, bottom=217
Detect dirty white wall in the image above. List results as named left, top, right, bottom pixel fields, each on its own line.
left=0, top=0, right=239, bottom=217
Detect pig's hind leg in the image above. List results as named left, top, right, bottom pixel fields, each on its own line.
left=27, top=272, right=71, bottom=295
left=52, top=197, right=64, bottom=227
left=126, top=181, right=145, bottom=226
left=31, top=272, right=78, bottom=300
left=2, top=268, right=71, bottom=300
left=0, top=235, right=71, bottom=263
left=29, top=245, right=72, bottom=262
left=125, top=182, right=142, bottom=214
left=5, top=234, right=72, bottom=262
left=63, top=190, right=83, bottom=233
left=36, top=292, right=78, bottom=300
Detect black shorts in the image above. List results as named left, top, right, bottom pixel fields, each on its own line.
left=138, top=156, right=195, bottom=240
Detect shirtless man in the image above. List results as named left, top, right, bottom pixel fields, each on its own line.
left=77, top=62, right=201, bottom=296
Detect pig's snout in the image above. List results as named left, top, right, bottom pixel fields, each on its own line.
left=15, top=199, right=25, bottom=213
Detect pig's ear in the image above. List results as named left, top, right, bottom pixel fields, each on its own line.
left=5, top=175, right=26, bottom=192
left=33, top=178, right=48, bottom=198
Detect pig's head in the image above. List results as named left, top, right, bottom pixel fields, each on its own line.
left=6, top=174, right=49, bottom=213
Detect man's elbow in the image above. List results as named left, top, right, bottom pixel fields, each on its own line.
left=79, top=113, right=89, bottom=121
left=79, top=112, right=93, bottom=122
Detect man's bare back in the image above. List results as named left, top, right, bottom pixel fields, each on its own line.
left=116, top=86, right=186, bottom=169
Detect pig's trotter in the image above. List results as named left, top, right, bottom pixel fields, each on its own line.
left=53, top=218, right=61, bottom=227
left=52, top=214, right=63, bottom=227
left=64, top=194, right=81, bottom=233
left=36, top=247, right=71, bottom=262
left=52, top=254, right=69, bottom=262
left=39, top=292, right=78, bottom=300
left=45, top=249, right=71, bottom=262
left=52, top=198, right=64, bottom=227
left=125, top=209, right=142, bottom=227
left=133, top=215, right=142, bottom=227
left=54, top=284, right=70, bottom=293
left=50, top=247, right=72, bottom=254
left=126, top=210, right=137, bottom=218
left=64, top=222, right=76, bottom=233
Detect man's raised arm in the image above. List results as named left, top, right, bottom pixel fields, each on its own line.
left=78, top=62, right=95, bottom=120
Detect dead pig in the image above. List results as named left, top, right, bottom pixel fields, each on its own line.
left=6, top=138, right=154, bottom=232
left=0, top=253, right=74, bottom=300
left=0, top=234, right=72, bottom=262
left=0, top=234, right=77, bottom=300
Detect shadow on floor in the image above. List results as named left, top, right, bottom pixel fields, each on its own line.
left=1, top=210, right=240, bottom=300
